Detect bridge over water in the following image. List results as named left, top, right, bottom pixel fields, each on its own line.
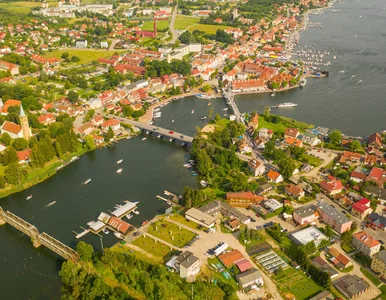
left=0, top=207, right=79, bottom=262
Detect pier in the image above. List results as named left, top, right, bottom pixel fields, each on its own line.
left=0, top=207, right=79, bottom=262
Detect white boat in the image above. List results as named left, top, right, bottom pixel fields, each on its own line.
left=200, top=180, right=208, bottom=187
left=45, top=201, right=56, bottom=208
left=126, top=214, right=133, bottom=220
left=149, top=121, right=153, bottom=125
left=26, top=194, right=33, bottom=201
left=172, top=120, right=175, bottom=123
left=142, top=137, right=147, bottom=141
left=116, top=168, right=123, bottom=174
left=201, top=116, right=207, bottom=120
left=103, top=228, right=109, bottom=235
left=114, top=232, right=124, bottom=239
left=133, top=210, right=140, bottom=215
left=196, top=93, right=213, bottom=99
left=299, top=79, right=307, bottom=88
left=183, top=164, right=192, bottom=168
left=83, top=179, right=91, bottom=185
left=271, top=93, right=275, bottom=97
left=276, top=103, right=298, bottom=108
left=222, top=108, right=229, bottom=111
left=117, top=159, right=123, bottom=164
left=191, top=110, right=194, bottom=114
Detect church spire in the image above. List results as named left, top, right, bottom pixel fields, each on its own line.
left=20, top=104, right=26, bottom=117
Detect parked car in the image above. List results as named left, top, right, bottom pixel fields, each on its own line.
left=169, top=131, right=174, bottom=134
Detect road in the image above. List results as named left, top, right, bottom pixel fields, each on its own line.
left=170, top=5, right=178, bottom=44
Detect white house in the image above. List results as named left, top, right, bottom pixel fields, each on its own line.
left=0, top=121, right=23, bottom=139
left=248, top=159, right=265, bottom=176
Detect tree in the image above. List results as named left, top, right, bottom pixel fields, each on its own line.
left=350, top=140, right=362, bottom=152
left=323, top=225, right=334, bottom=240
left=67, top=91, right=79, bottom=104
left=264, top=106, right=271, bottom=118
left=207, top=107, right=214, bottom=119
left=12, top=138, right=29, bottom=151
left=61, top=52, right=69, bottom=59
left=83, top=135, right=95, bottom=151
left=0, top=176, right=5, bottom=188
left=341, top=230, right=353, bottom=245
left=329, top=129, right=342, bottom=146
left=105, top=127, right=114, bottom=141
left=76, top=241, right=94, bottom=262
left=5, top=162, right=26, bottom=185
left=1, top=132, right=11, bottom=146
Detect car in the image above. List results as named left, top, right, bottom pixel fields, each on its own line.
left=169, top=131, right=174, bottom=134
left=341, top=210, right=346, bottom=214
left=379, top=240, right=385, bottom=245
left=180, top=135, right=184, bottom=138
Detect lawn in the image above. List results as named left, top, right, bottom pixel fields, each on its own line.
left=174, top=15, right=200, bottom=30
left=377, top=285, right=386, bottom=300
left=360, top=268, right=382, bottom=286
left=43, top=49, right=122, bottom=65
left=142, top=20, right=169, bottom=31
left=111, top=243, right=162, bottom=264
left=131, top=235, right=174, bottom=260
left=341, top=242, right=356, bottom=254
left=302, top=154, right=322, bottom=167
left=0, top=2, right=39, bottom=14
left=353, top=252, right=372, bottom=268
left=147, top=220, right=197, bottom=247
left=273, top=268, right=324, bottom=300
left=188, top=24, right=232, bottom=34
left=167, top=213, right=203, bottom=231
left=202, top=187, right=226, bottom=199
left=257, top=114, right=313, bottom=134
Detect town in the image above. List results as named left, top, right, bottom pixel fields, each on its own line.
left=0, top=0, right=385, bottom=299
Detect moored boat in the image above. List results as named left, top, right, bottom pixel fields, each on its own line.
left=117, top=159, right=123, bottom=164
left=116, top=168, right=123, bottom=174
left=114, top=232, right=124, bottom=239
left=299, top=79, right=307, bottom=88
left=276, top=103, right=298, bottom=108
left=26, top=194, right=33, bottom=201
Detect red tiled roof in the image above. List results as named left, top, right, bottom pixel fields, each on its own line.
left=352, top=202, right=369, bottom=214
left=267, top=169, right=281, bottom=181
left=368, top=167, right=383, bottom=181
left=107, top=216, right=131, bottom=234
left=17, top=149, right=31, bottom=162
left=284, top=128, right=299, bottom=138
left=1, top=121, right=21, bottom=134
left=235, top=258, right=253, bottom=272
left=219, top=250, right=244, bottom=268
left=353, top=232, right=380, bottom=248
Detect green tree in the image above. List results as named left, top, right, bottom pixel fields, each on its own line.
left=105, top=127, right=114, bottom=141
left=350, top=140, right=362, bottom=152
left=5, top=162, right=26, bottom=185
left=76, top=241, right=94, bottom=262
left=83, top=135, right=95, bottom=151
left=12, top=138, right=29, bottom=151
left=341, top=229, right=353, bottom=245
left=67, top=91, right=79, bottom=104
left=1, top=133, right=11, bottom=146
left=0, top=176, right=5, bottom=188
left=329, top=129, right=342, bottom=146
left=323, top=225, right=333, bottom=240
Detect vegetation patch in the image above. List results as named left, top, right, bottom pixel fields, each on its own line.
left=167, top=212, right=203, bottom=231
left=43, top=49, right=123, bottom=65
left=175, top=15, right=200, bottom=30
left=0, top=2, right=39, bottom=14
left=142, top=20, right=169, bottom=31
left=147, top=220, right=197, bottom=247
left=360, top=268, right=381, bottom=286
left=131, top=235, right=173, bottom=260
left=188, top=24, right=232, bottom=34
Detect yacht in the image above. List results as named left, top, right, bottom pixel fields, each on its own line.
left=142, top=137, right=147, bottom=141
left=83, top=179, right=91, bottom=185
left=201, top=116, right=207, bottom=120
left=126, top=214, right=133, bottom=220
left=191, top=110, right=195, bottom=114
left=26, top=194, right=33, bottom=201
left=133, top=210, right=140, bottom=215
left=299, top=79, right=307, bottom=88
left=196, top=93, right=213, bottom=99
left=45, top=201, right=56, bottom=208
left=276, top=103, right=298, bottom=108
left=114, top=232, right=124, bottom=239
left=172, top=120, right=175, bottom=123
left=116, top=168, right=123, bottom=174
left=116, top=159, right=123, bottom=164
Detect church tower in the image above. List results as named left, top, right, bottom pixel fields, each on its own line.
left=19, top=105, right=31, bottom=140
left=153, top=21, right=157, bottom=38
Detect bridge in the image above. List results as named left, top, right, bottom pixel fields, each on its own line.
left=0, top=207, right=79, bottom=262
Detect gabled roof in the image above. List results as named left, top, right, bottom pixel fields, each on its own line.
left=353, top=231, right=380, bottom=248
left=1, top=120, right=21, bottom=134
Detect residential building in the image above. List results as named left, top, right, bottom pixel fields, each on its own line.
left=290, top=226, right=328, bottom=247
left=176, top=251, right=201, bottom=279
left=219, top=250, right=244, bottom=268
left=248, top=158, right=265, bottom=176
left=317, top=202, right=352, bottom=234
left=185, top=208, right=216, bottom=228
left=367, top=212, right=386, bottom=231
left=338, top=151, right=362, bottom=165
left=352, top=232, right=381, bottom=256
left=235, top=268, right=264, bottom=289
left=0, top=121, right=23, bottom=139
left=226, top=192, right=264, bottom=208
left=350, top=171, right=366, bottom=183
left=285, top=184, right=305, bottom=199
left=293, top=204, right=318, bottom=226
left=371, top=250, right=386, bottom=280
left=224, top=219, right=240, bottom=232
left=312, top=256, right=339, bottom=279
left=334, top=275, right=370, bottom=299
left=320, top=176, right=344, bottom=195
left=235, top=259, right=253, bottom=273
left=284, top=128, right=299, bottom=139
left=267, top=169, right=283, bottom=183
left=17, top=149, right=31, bottom=164
left=367, top=132, right=382, bottom=148
left=0, top=60, right=19, bottom=75
left=101, top=119, right=120, bottom=132
left=264, top=199, right=283, bottom=212
left=309, top=291, right=334, bottom=300
left=328, top=247, right=351, bottom=270
left=199, top=200, right=250, bottom=224
left=351, top=198, right=372, bottom=220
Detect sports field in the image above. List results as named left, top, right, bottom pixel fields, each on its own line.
left=174, top=15, right=200, bottom=30
left=142, top=20, right=169, bottom=31
left=188, top=24, right=232, bottom=34
left=0, top=1, right=39, bottom=14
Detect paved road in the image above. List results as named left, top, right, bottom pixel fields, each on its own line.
left=170, top=5, right=178, bottom=44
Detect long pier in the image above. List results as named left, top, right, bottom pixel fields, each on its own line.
left=0, top=207, right=79, bottom=262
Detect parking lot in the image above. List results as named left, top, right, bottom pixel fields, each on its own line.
left=307, top=148, right=333, bottom=161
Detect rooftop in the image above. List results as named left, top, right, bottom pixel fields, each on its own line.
left=334, top=275, right=370, bottom=299
left=353, top=231, right=380, bottom=248
left=317, top=202, right=351, bottom=225
left=185, top=207, right=216, bottom=227
left=294, top=204, right=317, bottom=218
left=290, top=226, right=328, bottom=247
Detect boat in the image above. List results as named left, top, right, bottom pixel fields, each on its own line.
left=191, top=110, right=194, bottom=114
left=133, top=210, right=140, bottom=215
left=116, top=168, right=123, bottom=174
left=276, top=103, right=298, bottom=108
left=172, top=120, right=175, bottom=123
left=196, top=93, right=213, bottom=99
left=183, top=163, right=191, bottom=168
left=116, top=159, right=123, bottom=164
left=46, top=201, right=56, bottom=208
left=83, top=179, right=91, bottom=185
left=271, top=93, right=275, bottom=97
left=103, top=228, right=110, bottom=235
left=142, top=220, right=149, bottom=226
left=142, top=137, right=147, bottom=141
left=299, top=79, right=307, bottom=88
left=207, top=102, right=212, bottom=106
left=26, top=194, right=33, bottom=201
left=222, top=108, right=229, bottom=111
left=200, top=180, right=208, bottom=187
left=126, top=214, right=133, bottom=220
left=201, top=116, right=207, bottom=120
left=114, top=232, right=124, bottom=239
left=149, top=121, right=153, bottom=125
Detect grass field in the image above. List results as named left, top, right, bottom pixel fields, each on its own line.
left=360, top=268, right=382, bottom=286
left=131, top=235, right=174, bottom=260
left=43, top=49, right=121, bottom=65
left=111, top=244, right=162, bottom=264
left=378, top=285, right=386, bottom=300
left=273, top=268, right=324, bottom=299
left=257, top=115, right=313, bottom=134
left=142, top=20, right=169, bottom=31
left=188, top=24, right=232, bottom=34
left=174, top=15, right=200, bottom=30
left=0, top=1, right=39, bottom=14
left=147, top=220, right=196, bottom=247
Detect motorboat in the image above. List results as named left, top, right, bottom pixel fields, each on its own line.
left=133, top=210, right=140, bottom=215
left=114, top=232, right=124, bottom=239
left=83, top=179, right=91, bottom=185
left=299, top=79, right=307, bottom=88
left=142, top=137, right=147, bottom=141
left=103, top=228, right=110, bottom=235
left=276, top=103, right=298, bottom=108
left=26, top=194, right=33, bottom=201
left=191, top=110, right=194, bottom=114
left=172, top=120, right=175, bottom=123
left=142, top=220, right=149, bottom=226
left=116, top=168, right=123, bottom=174
left=201, top=116, right=207, bottom=120
left=126, top=214, right=133, bottom=220
left=116, top=159, right=123, bottom=164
